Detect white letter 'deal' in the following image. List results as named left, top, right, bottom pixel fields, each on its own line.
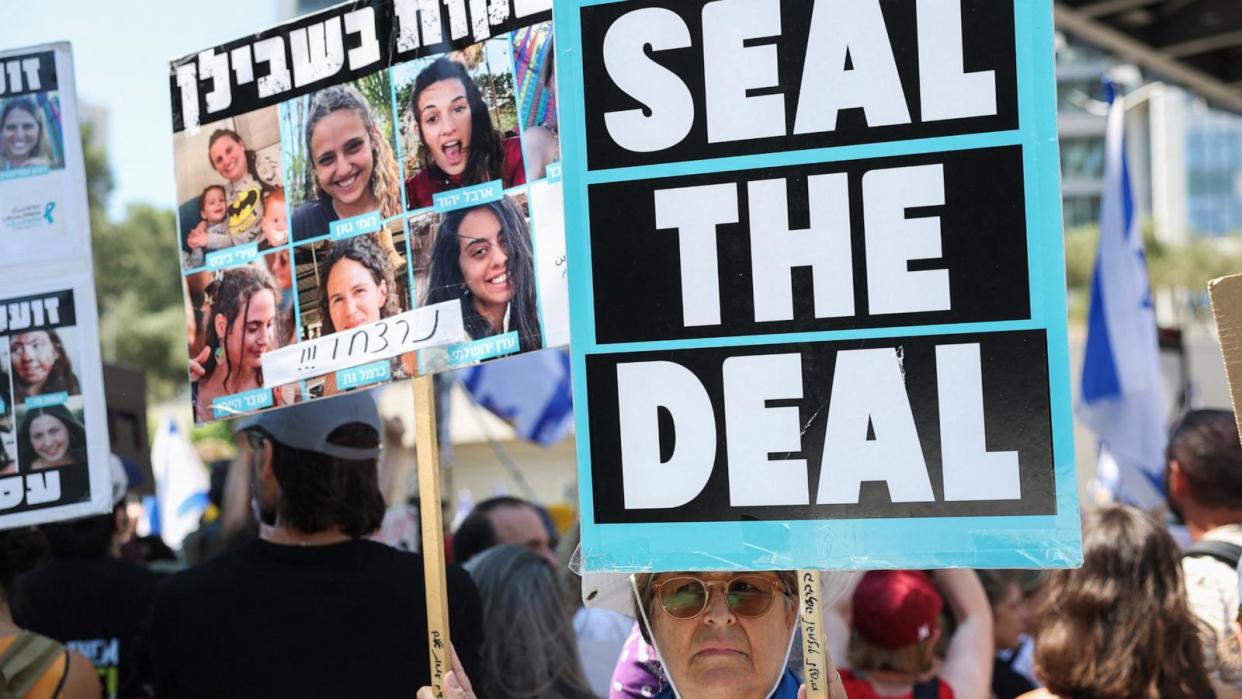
left=603, top=8, right=695, bottom=153
left=724, top=354, right=808, bottom=506
left=617, top=362, right=716, bottom=509
left=937, top=343, right=1020, bottom=500
left=818, top=348, right=934, bottom=504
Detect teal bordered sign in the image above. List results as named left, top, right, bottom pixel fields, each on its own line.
left=560, top=0, right=1081, bottom=573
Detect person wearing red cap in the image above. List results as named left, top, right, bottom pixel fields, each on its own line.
left=832, top=569, right=992, bottom=699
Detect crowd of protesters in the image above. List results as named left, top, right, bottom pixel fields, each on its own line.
left=0, top=397, right=1240, bottom=699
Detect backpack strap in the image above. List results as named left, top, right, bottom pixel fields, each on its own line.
left=0, top=631, right=65, bottom=697
left=1182, top=540, right=1242, bottom=569
left=912, top=676, right=940, bottom=699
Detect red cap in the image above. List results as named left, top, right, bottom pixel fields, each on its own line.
left=852, top=571, right=943, bottom=650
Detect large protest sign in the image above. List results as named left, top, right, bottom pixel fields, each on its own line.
left=0, top=43, right=112, bottom=527
left=561, top=0, right=1082, bottom=572
left=169, top=0, right=568, bottom=424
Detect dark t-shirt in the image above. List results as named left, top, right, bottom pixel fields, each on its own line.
left=291, top=196, right=336, bottom=243
left=14, top=555, right=163, bottom=699
left=150, top=538, right=484, bottom=699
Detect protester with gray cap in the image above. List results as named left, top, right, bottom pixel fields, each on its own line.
left=149, top=392, right=484, bottom=698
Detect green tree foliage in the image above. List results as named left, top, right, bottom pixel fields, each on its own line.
left=84, top=121, right=187, bottom=401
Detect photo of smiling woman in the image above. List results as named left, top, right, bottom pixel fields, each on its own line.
left=16, top=404, right=86, bottom=471
left=289, top=83, right=403, bottom=247
left=423, top=196, right=541, bottom=352
left=403, top=55, right=526, bottom=211
left=10, top=329, right=80, bottom=404
left=1, top=96, right=61, bottom=170
left=192, top=265, right=285, bottom=424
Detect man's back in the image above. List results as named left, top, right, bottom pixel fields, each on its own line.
left=15, top=554, right=161, bottom=699
left=151, top=538, right=483, bottom=699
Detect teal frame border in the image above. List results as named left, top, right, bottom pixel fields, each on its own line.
left=559, top=0, right=1082, bottom=572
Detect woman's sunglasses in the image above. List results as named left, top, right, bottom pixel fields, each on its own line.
left=652, top=575, right=786, bottom=620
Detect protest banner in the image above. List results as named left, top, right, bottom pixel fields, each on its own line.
left=169, top=0, right=566, bottom=426
left=1210, top=275, right=1242, bottom=428
left=0, top=43, right=112, bottom=527
left=169, top=3, right=562, bottom=693
left=560, top=0, right=1082, bottom=573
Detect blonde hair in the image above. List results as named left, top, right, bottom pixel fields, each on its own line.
left=306, top=84, right=401, bottom=219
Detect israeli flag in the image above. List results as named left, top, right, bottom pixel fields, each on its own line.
left=460, top=349, right=574, bottom=446
left=1078, top=80, right=1167, bottom=508
left=149, top=414, right=211, bottom=549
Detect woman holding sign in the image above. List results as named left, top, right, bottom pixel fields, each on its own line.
left=16, top=405, right=86, bottom=470
left=1, top=98, right=51, bottom=169
left=192, top=266, right=282, bottom=423
left=424, top=197, right=542, bottom=352
left=11, top=330, right=79, bottom=403
left=404, top=58, right=525, bottom=210
left=291, top=84, right=404, bottom=266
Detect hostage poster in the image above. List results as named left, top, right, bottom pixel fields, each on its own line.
left=169, top=0, right=568, bottom=423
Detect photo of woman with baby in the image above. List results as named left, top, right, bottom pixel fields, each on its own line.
left=174, top=107, right=285, bottom=269
left=423, top=195, right=542, bottom=352
left=190, top=264, right=294, bottom=423
left=1, top=94, right=64, bottom=171
left=398, top=45, right=526, bottom=211
left=286, top=78, right=404, bottom=265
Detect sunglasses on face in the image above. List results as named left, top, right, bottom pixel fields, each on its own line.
left=653, top=575, right=786, bottom=620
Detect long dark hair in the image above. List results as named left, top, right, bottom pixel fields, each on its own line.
left=305, top=84, right=402, bottom=218
left=16, top=405, right=87, bottom=469
left=12, top=329, right=80, bottom=401
left=466, top=545, right=594, bottom=699
left=424, top=197, right=541, bottom=351
left=411, top=58, right=505, bottom=186
left=1032, top=505, right=1213, bottom=699
left=317, top=234, right=400, bottom=334
left=207, top=128, right=277, bottom=194
left=200, top=266, right=279, bottom=393
left=1, top=98, right=44, bottom=162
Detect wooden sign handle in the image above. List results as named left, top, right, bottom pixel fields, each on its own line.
left=798, top=569, right=830, bottom=699
left=414, top=374, right=451, bottom=699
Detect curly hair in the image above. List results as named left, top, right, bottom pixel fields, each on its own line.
left=410, top=58, right=505, bottom=187
left=11, top=329, right=80, bottom=402
left=317, top=234, right=400, bottom=334
left=16, top=404, right=87, bottom=469
left=305, top=84, right=402, bottom=219
left=423, top=196, right=542, bottom=351
left=200, top=265, right=279, bottom=393
left=1032, top=505, right=1213, bottom=699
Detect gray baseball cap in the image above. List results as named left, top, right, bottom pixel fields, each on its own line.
left=235, top=392, right=382, bottom=460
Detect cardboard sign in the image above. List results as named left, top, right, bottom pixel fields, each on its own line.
left=561, top=0, right=1081, bottom=572
left=0, top=44, right=112, bottom=527
left=170, top=0, right=570, bottom=423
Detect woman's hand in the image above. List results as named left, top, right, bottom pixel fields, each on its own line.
left=187, top=221, right=209, bottom=249
left=416, top=644, right=476, bottom=699
left=188, top=346, right=209, bottom=381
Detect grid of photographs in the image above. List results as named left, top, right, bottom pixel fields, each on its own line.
left=172, top=17, right=564, bottom=423
left=0, top=290, right=92, bottom=511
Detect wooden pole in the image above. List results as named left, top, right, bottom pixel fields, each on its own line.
left=798, top=569, right=829, bottom=699
left=414, top=374, right=450, bottom=699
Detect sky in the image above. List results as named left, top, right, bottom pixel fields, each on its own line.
left=0, top=1, right=282, bottom=220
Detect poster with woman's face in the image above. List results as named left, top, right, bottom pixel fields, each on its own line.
left=0, top=289, right=92, bottom=510
left=169, top=3, right=566, bottom=423
left=0, top=48, right=87, bottom=267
